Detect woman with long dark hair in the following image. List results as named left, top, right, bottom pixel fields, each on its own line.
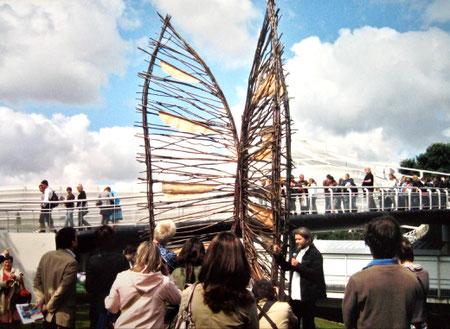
left=171, top=237, right=205, bottom=290
left=177, top=232, right=258, bottom=328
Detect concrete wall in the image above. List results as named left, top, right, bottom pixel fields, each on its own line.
left=0, top=232, right=55, bottom=302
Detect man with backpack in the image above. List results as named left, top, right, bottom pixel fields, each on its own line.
left=38, top=180, right=57, bottom=232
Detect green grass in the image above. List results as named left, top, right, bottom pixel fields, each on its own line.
left=315, top=317, right=345, bottom=328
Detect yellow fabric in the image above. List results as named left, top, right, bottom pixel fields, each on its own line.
left=160, top=60, right=200, bottom=83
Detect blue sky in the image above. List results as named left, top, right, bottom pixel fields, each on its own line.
left=0, top=0, right=449, bottom=186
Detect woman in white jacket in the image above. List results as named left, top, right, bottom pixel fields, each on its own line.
left=307, top=178, right=318, bottom=214
left=105, top=242, right=181, bottom=329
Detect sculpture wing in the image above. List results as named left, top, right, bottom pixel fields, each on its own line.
left=235, top=0, right=293, bottom=279
left=137, top=15, right=239, bottom=240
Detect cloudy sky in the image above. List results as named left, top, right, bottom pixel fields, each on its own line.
left=0, top=0, right=449, bottom=187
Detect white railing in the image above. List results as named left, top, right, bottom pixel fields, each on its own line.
left=0, top=185, right=448, bottom=232
left=287, top=186, right=449, bottom=214
left=0, top=194, right=150, bottom=232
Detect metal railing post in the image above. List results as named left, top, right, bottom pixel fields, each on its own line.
left=330, top=188, right=334, bottom=212
left=437, top=189, right=441, bottom=209
left=395, top=189, right=398, bottom=211
left=419, top=189, right=423, bottom=210
left=445, top=190, right=449, bottom=209
left=347, top=188, right=352, bottom=212
left=364, top=188, right=369, bottom=211
left=427, top=188, right=432, bottom=210
left=408, top=189, right=412, bottom=210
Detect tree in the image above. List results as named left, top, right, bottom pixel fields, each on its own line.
left=400, top=142, right=450, bottom=175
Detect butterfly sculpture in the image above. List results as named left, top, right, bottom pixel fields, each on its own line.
left=137, top=0, right=293, bottom=280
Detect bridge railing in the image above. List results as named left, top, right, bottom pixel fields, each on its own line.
left=0, top=194, right=151, bottom=232
left=0, top=186, right=448, bottom=232
left=287, top=186, right=449, bottom=214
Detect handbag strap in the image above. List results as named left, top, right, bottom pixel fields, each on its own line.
left=185, top=282, right=198, bottom=314
left=257, top=301, right=278, bottom=329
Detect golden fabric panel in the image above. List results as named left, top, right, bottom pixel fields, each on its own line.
left=159, top=111, right=220, bottom=135
left=249, top=204, right=274, bottom=229
left=160, top=60, right=201, bottom=83
left=162, top=182, right=217, bottom=196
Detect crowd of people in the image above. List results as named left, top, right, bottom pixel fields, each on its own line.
left=286, top=169, right=450, bottom=214
left=37, top=180, right=123, bottom=232
left=0, top=214, right=431, bottom=329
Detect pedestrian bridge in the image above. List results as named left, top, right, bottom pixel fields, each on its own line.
left=0, top=185, right=448, bottom=232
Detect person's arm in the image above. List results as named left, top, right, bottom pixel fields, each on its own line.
left=160, top=277, right=182, bottom=305
left=342, top=277, right=359, bottom=329
left=272, top=245, right=291, bottom=271
left=43, top=189, right=51, bottom=208
left=104, top=277, right=121, bottom=314
left=0, top=248, right=10, bottom=263
left=46, top=260, right=78, bottom=313
left=290, top=249, right=324, bottom=281
left=33, top=260, right=45, bottom=307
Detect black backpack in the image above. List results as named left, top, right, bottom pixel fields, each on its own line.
left=50, top=190, right=59, bottom=208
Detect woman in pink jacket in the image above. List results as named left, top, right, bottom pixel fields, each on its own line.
left=105, top=241, right=181, bottom=328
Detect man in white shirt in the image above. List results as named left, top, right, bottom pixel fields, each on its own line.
left=39, top=180, right=56, bottom=232
left=273, top=227, right=327, bottom=329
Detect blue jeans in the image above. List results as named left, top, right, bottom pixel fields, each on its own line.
left=64, top=209, right=74, bottom=227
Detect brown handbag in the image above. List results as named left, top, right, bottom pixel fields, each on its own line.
left=175, top=282, right=198, bottom=329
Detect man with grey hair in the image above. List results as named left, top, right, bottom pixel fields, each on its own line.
left=273, top=227, right=326, bottom=329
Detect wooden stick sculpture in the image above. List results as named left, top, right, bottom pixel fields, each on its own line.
left=136, top=0, right=293, bottom=283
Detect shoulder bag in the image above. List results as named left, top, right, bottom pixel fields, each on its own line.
left=175, top=282, right=198, bottom=329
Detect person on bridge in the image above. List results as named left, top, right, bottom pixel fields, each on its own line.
left=342, top=216, right=422, bottom=329
left=297, top=174, right=308, bottom=214
left=76, top=184, right=90, bottom=228
left=273, top=227, right=327, bottom=329
left=361, top=168, right=377, bottom=211
left=39, top=180, right=56, bottom=232
left=323, top=175, right=332, bottom=213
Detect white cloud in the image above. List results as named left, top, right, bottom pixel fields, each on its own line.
left=118, top=3, right=142, bottom=30
left=0, top=107, right=142, bottom=186
left=424, top=0, right=450, bottom=24
left=148, top=0, right=261, bottom=68
left=0, top=0, right=131, bottom=105
left=285, top=26, right=450, bottom=162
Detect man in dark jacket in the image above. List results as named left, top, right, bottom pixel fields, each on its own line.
left=362, top=167, right=377, bottom=211
left=85, top=225, right=129, bottom=329
left=274, top=227, right=326, bottom=329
